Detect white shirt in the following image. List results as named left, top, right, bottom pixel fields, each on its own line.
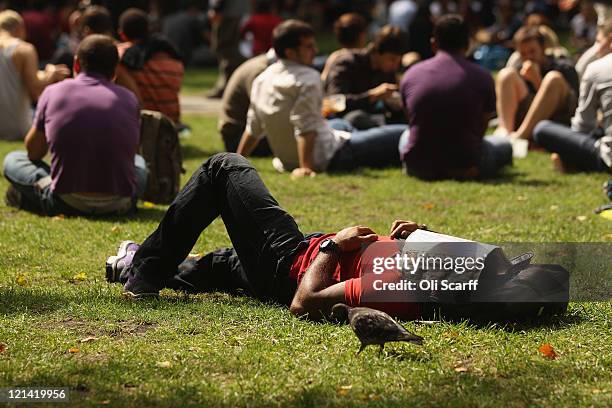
left=247, top=59, right=348, bottom=171
left=572, top=53, right=612, bottom=167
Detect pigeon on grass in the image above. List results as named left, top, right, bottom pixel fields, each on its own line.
left=330, top=303, right=423, bottom=354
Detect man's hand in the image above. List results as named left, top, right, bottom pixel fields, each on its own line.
left=332, top=226, right=378, bottom=252
left=291, top=167, right=316, bottom=178
left=389, top=220, right=426, bottom=239
left=368, top=83, right=398, bottom=102
left=44, top=64, right=70, bottom=83
left=519, top=61, right=542, bottom=89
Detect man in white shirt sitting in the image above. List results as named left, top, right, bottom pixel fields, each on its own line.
left=237, top=19, right=407, bottom=177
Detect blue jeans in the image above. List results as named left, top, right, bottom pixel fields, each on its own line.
left=533, top=120, right=608, bottom=172
left=327, top=119, right=407, bottom=171
left=3, top=151, right=148, bottom=216
left=398, top=130, right=512, bottom=179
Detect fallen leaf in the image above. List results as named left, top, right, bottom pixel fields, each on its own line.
left=549, top=205, right=559, bottom=210
left=604, top=234, right=612, bottom=239
left=80, top=336, right=99, bottom=343
left=72, top=272, right=87, bottom=281
left=142, top=201, right=155, bottom=209
left=538, top=343, right=558, bottom=359
left=443, top=330, right=459, bottom=339
left=337, top=385, right=352, bottom=396
left=111, top=225, right=121, bottom=233
left=16, top=273, right=29, bottom=286
left=576, top=215, right=587, bottom=222
left=422, top=202, right=435, bottom=210
left=156, top=361, right=171, bottom=368
left=68, top=347, right=80, bottom=353
left=52, top=214, right=65, bottom=221
left=453, top=358, right=472, bottom=373
left=0, top=343, right=6, bottom=353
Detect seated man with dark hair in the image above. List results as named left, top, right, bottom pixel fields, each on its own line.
left=50, top=5, right=115, bottom=72
left=116, top=8, right=184, bottom=124
left=495, top=25, right=579, bottom=141
left=237, top=20, right=407, bottom=177
left=3, top=34, right=146, bottom=216
left=323, top=25, right=409, bottom=129
left=320, top=12, right=368, bottom=82
left=399, top=15, right=512, bottom=180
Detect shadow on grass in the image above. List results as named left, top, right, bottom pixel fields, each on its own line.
left=181, top=144, right=218, bottom=160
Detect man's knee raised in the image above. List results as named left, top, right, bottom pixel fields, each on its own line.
left=203, top=152, right=251, bottom=172
left=497, top=67, right=519, bottom=83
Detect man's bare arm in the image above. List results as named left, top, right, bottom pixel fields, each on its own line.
left=290, top=226, right=378, bottom=320
left=289, top=252, right=346, bottom=320
left=236, top=131, right=260, bottom=157
left=24, top=126, right=48, bottom=161
left=17, top=43, right=69, bottom=100
left=293, top=131, right=316, bottom=177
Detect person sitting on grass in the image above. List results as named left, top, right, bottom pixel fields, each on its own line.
left=399, top=14, right=512, bottom=180
left=236, top=20, right=407, bottom=177
left=3, top=34, right=147, bottom=216
left=0, top=9, right=70, bottom=141
left=320, top=12, right=368, bottom=82
left=323, top=25, right=408, bottom=130
left=495, top=25, right=579, bottom=141
left=532, top=20, right=612, bottom=173
left=218, top=49, right=276, bottom=155
left=106, top=151, right=428, bottom=321
left=115, top=8, right=184, bottom=125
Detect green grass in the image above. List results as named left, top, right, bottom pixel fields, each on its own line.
left=0, top=114, right=611, bottom=407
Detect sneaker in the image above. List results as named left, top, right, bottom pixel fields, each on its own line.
left=4, top=185, right=22, bottom=208
left=122, top=277, right=160, bottom=299
left=105, top=241, right=140, bottom=283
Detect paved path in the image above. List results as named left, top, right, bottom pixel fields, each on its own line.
left=180, top=94, right=222, bottom=115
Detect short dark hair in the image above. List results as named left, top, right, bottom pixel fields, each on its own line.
left=272, top=19, right=314, bottom=58
left=433, top=14, right=469, bottom=52
left=119, top=8, right=149, bottom=40
left=372, top=25, right=409, bottom=55
left=76, top=34, right=119, bottom=78
left=513, top=25, right=545, bottom=46
left=334, top=13, right=367, bottom=48
left=79, top=6, right=112, bottom=36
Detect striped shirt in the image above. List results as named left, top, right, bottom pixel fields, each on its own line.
left=117, top=42, right=184, bottom=123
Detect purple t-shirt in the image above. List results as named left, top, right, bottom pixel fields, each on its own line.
left=35, top=73, right=140, bottom=196
left=399, top=51, right=495, bottom=177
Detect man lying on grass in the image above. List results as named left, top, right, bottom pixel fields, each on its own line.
left=106, top=152, right=429, bottom=321
left=106, top=153, right=568, bottom=322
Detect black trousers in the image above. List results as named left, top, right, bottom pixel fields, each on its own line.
left=129, top=153, right=306, bottom=305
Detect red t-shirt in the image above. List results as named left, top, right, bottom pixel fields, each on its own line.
left=289, top=234, right=422, bottom=320
left=241, top=13, right=283, bottom=55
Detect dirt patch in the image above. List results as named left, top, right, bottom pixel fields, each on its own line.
left=107, top=321, right=157, bottom=339
left=53, top=319, right=158, bottom=339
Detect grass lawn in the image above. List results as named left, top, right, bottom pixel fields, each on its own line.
left=0, top=112, right=611, bottom=407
